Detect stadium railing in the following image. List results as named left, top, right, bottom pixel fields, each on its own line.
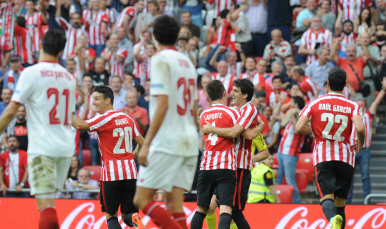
left=364, top=194, right=386, bottom=205
left=5, top=188, right=198, bottom=194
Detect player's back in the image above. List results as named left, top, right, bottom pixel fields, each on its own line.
left=87, top=110, right=140, bottom=181
left=149, top=49, right=198, bottom=157
left=300, top=92, right=361, bottom=166
left=200, top=104, right=239, bottom=170
left=12, top=62, right=76, bottom=157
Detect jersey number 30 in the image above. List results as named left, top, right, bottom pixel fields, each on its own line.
left=321, top=113, right=348, bottom=141
left=113, top=127, right=133, bottom=154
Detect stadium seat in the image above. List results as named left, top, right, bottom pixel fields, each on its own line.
left=281, top=169, right=308, bottom=194
left=275, top=185, right=294, bottom=203
left=255, top=57, right=262, bottom=64
left=82, top=149, right=92, bottom=166
left=83, top=165, right=101, bottom=182
left=297, top=153, right=314, bottom=183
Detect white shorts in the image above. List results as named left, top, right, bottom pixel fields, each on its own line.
left=137, top=151, right=198, bottom=193
left=28, top=154, right=72, bottom=196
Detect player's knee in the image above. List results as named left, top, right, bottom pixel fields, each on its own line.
left=196, top=206, right=208, bottom=215
left=335, top=197, right=346, bottom=207
left=165, top=201, right=182, bottom=213
left=219, top=205, right=232, bottom=215
left=133, top=194, right=142, bottom=209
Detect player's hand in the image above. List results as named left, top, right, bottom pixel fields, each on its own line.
left=217, top=46, right=227, bottom=53
left=202, top=121, right=213, bottom=134
left=15, top=184, right=22, bottom=193
left=138, top=143, right=149, bottom=167
left=71, top=181, right=79, bottom=188
left=276, top=197, right=281, bottom=204
left=1, top=183, right=7, bottom=196
left=279, top=94, right=287, bottom=103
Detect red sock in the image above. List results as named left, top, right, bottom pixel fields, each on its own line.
left=173, top=212, right=187, bottom=229
left=143, top=201, right=183, bottom=229
left=39, top=207, right=59, bottom=229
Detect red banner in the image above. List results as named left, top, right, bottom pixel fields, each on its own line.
left=1, top=198, right=386, bottom=228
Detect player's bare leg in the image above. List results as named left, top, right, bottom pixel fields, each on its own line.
left=165, top=187, right=188, bottom=229
left=320, top=194, right=342, bottom=229
left=133, top=187, right=184, bottom=229
left=35, top=195, right=59, bottom=229
left=104, top=211, right=121, bottom=229
left=205, top=195, right=218, bottom=229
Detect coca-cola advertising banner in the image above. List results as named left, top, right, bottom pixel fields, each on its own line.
left=1, top=198, right=386, bottom=228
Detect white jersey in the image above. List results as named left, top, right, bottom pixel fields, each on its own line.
left=149, top=48, right=198, bottom=157
left=11, top=61, right=76, bottom=157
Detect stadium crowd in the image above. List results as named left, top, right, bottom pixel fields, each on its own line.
left=0, top=0, right=385, bottom=205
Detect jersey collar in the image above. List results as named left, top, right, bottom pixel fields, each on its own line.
left=327, top=92, right=345, bottom=97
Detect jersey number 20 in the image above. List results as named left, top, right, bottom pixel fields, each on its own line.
left=113, top=127, right=133, bottom=154
left=321, top=113, right=348, bottom=141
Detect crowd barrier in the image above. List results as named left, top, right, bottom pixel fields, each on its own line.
left=0, top=198, right=385, bottom=228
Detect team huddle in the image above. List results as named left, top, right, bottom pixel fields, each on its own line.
left=0, top=13, right=366, bottom=229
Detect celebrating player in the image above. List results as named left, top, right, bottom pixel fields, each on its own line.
left=133, top=15, right=198, bottom=229
left=296, top=67, right=365, bottom=229
left=72, top=85, right=145, bottom=229
left=0, top=30, right=76, bottom=229
left=203, top=78, right=269, bottom=228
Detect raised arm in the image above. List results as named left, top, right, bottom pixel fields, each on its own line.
left=369, top=78, right=386, bottom=114
left=335, top=6, right=343, bottom=36
left=295, top=115, right=312, bottom=135
left=209, top=46, right=226, bottom=69
left=330, top=38, right=341, bottom=64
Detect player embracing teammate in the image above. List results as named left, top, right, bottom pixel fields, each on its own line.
left=296, top=67, right=365, bottom=229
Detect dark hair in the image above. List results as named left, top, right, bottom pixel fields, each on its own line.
left=111, top=75, right=122, bottom=83
left=135, top=85, right=145, bottom=96
left=343, top=19, right=354, bottom=28
left=233, top=78, right=254, bottom=101
left=246, top=56, right=256, bottom=63
left=42, top=29, right=67, bottom=57
left=67, top=155, right=82, bottom=179
left=83, top=73, right=92, bottom=80
left=7, top=135, right=18, bottom=142
left=255, top=91, right=265, bottom=98
left=376, top=20, right=386, bottom=27
left=153, top=15, right=181, bottom=46
left=233, top=3, right=240, bottom=9
left=293, top=67, right=305, bottom=76
left=181, top=10, right=192, bottom=16
left=359, top=7, right=372, bottom=28
left=147, top=0, right=159, bottom=9
left=284, top=55, right=295, bottom=62
left=94, top=85, right=114, bottom=105
left=291, top=84, right=300, bottom=89
left=66, top=58, right=76, bottom=64
left=292, top=96, right=305, bottom=110
left=219, top=9, right=229, bottom=19
left=272, top=76, right=282, bottom=83
left=16, top=16, right=26, bottom=28
left=142, top=31, right=151, bottom=37
left=206, top=80, right=226, bottom=101
left=328, top=67, right=347, bottom=92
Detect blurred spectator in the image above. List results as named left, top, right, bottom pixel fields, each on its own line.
left=3, top=106, right=28, bottom=152
left=210, top=47, right=245, bottom=77
left=62, top=168, right=99, bottom=199
left=340, top=0, right=373, bottom=23
left=68, top=34, right=96, bottom=74
left=134, top=84, right=145, bottom=97
left=141, top=1, right=161, bottom=33
left=3, top=55, right=23, bottom=92
left=67, top=155, right=82, bottom=180
left=374, top=20, right=386, bottom=50
left=305, top=47, right=334, bottom=95
left=294, top=0, right=317, bottom=64
left=0, top=136, right=28, bottom=197
left=358, top=7, right=376, bottom=36
left=211, top=61, right=235, bottom=105
left=247, top=154, right=280, bottom=203
left=279, top=55, right=296, bottom=86
left=13, top=0, right=27, bottom=16
left=188, top=38, right=199, bottom=61
left=262, top=106, right=279, bottom=153
left=14, top=17, right=34, bottom=67
left=122, top=73, right=136, bottom=95
left=66, top=59, right=82, bottom=82
left=138, top=79, right=150, bottom=112
left=245, top=0, right=268, bottom=57
left=0, top=89, right=12, bottom=116
left=82, top=0, right=109, bottom=57
left=178, top=36, right=198, bottom=67
left=198, top=75, right=212, bottom=111
left=101, top=0, right=116, bottom=34
left=292, top=66, right=319, bottom=101
left=203, top=18, right=220, bottom=57
left=120, top=91, right=149, bottom=135
left=267, top=0, right=292, bottom=42
left=40, top=0, right=71, bottom=30
left=114, top=1, right=145, bottom=41
left=69, top=0, right=83, bottom=16
left=335, top=7, right=358, bottom=52
left=373, top=0, right=386, bottom=23
left=76, top=75, right=94, bottom=119
left=89, top=58, right=110, bottom=86
left=251, top=90, right=266, bottom=113
left=266, top=76, right=289, bottom=107
left=133, top=31, right=152, bottom=84
left=208, top=0, right=236, bottom=21
left=263, top=29, right=292, bottom=68
left=240, top=57, right=266, bottom=92
left=117, top=27, right=134, bottom=72
left=110, top=75, right=127, bottom=110
left=181, top=0, right=204, bottom=28
left=319, top=0, right=336, bottom=33
left=378, top=44, right=386, bottom=76
left=298, top=15, right=333, bottom=65
left=158, top=0, right=174, bottom=16
left=101, top=34, right=128, bottom=78
left=180, top=10, right=200, bottom=42
left=134, top=40, right=155, bottom=85
left=275, top=96, right=306, bottom=204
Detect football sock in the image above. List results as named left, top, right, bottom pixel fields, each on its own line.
left=320, top=199, right=337, bottom=221
left=107, top=217, right=122, bottom=229
left=190, top=211, right=206, bottom=229
left=39, top=207, right=59, bottom=229
left=337, top=206, right=346, bottom=229
left=173, top=212, right=187, bottom=229
left=232, top=210, right=250, bottom=229
left=218, top=213, right=233, bottom=229
left=230, top=222, right=238, bottom=229
left=123, top=213, right=134, bottom=227
left=205, top=212, right=217, bottom=229
left=142, top=201, right=183, bottom=229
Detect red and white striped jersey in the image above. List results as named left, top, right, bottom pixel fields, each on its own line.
left=24, top=12, right=44, bottom=52
left=350, top=110, right=374, bottom=148
left=14, top=25, right=34, bottom=64
left=69, top=48, right=96, bottom=71
left=5, top=67, right=24, bottom=92
left=210, top=73, right=235, bottom=94
left=200, top=104, right=239, bottom=170
left=82, top=10, right=109, bottom=45
left=300, top=28, right=333, bottom=65
left=114, top=6, right=137, bottom=30
left=300, top=76, right=318, bottom=101
left=234, top=102, right=258, bottom=170
left=217, top=19, right=236, bottom=51
left=278, top=121, right=306, bottom=157
left=56, top=17, right=86, bottom=62
left=266, top=89, right=289, bottom=106
left=132, top=43, right=145, bottom=80
left=228, top=62, right=242, bottom=77
left=86, top=110, right=141, bottom=181
left=340, top=32, right=357, bottom=52
left=135, top=55, right=151, bottom=85
left=208, top=0, right=236, bottom=19
left=102, top=48, right=128, bottom=77
left=104, top=8, right=116, bottom=34
left=75, top=91, right=94, bottom=119
left=239, top=71, right=265, bottom=89
left=339, top=0, right=373, bottom=22
left=300, top=92, right=362, bottom=167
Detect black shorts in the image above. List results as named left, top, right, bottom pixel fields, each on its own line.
left=234, top=168, right=251, bottom=211
left=315, top=161, right=354, bottom=200
left=197, top=169, right=236, bottom=210
left=100, top=179, right=138, bottom=215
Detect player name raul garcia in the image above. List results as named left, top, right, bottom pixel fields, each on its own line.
left=319, top=103, right=352, bottom=113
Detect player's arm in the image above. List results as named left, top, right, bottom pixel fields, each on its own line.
left=0, top=166, right=7, bottom=195
left=0, top=102, right=21, bottom=133
left=2, top=132, right=8, bottom=150
left=353, top=115, right=365, bottom=152
left=241, top=118, right=265, bottom=140
left=369, top=78, right=386, bottom=114
left=252, top=145, right=269, bottom=163
left=72, top=114, right=90, bottom=131
left=295, top=115, right=312, bottom=135
left=203, top=120, right=264, bottom=140
left=269, top=185, right=280, bottom=203
left=133, top=135, right=144, bottom=161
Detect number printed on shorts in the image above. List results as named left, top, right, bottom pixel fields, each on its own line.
left=113, top=127, right=133, bottom=154
left=177, top=77, right=195, bottom=116
left=321, top=113, right=348, bottom=141
left=208, top=121, right=218, bottom=145
left=47, top=88, right=70, bottom=125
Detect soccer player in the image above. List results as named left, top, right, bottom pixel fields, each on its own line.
left=296, top=67, right=365, bottom=229
left=132, top=15, right=198, bottom=229
left=0, top=30, right=76, bottom=229
left=203, top=78, right=269, bottom=229
left=72, top=85, right=145, bottom=229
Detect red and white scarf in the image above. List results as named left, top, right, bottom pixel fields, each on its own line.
left=0, top=2, right=14, bottom=53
